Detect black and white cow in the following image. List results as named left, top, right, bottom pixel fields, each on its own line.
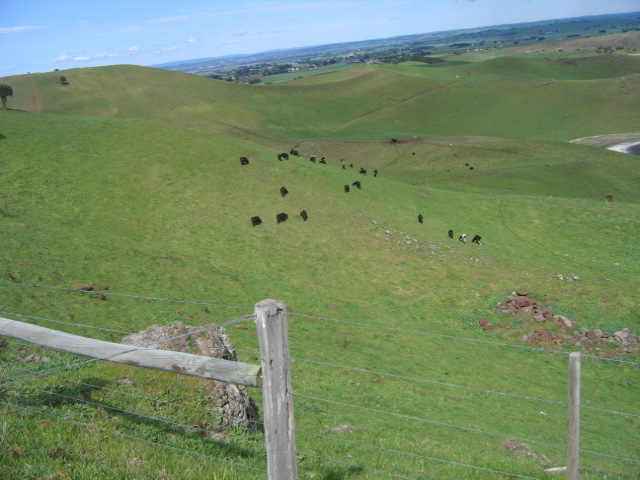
left=472, top=235, right=482, bottom=245
left=459, top=233, right=467, bottom=243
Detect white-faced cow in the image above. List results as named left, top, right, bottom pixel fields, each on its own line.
left=459, top=233, right=467, bottom=243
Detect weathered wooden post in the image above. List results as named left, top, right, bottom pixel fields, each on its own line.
left=568, top=352, right=581, bottom=480
left=254, top=299, right=297, bottom=480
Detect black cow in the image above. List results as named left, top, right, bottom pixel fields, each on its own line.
left=448, top=229, right=454, bottom=239
left=391, top=138, right=397, bottom=143
left=472, top=235, right=482, bottom=245
left=352, top=181, right=361, bottom=189
left=344, top=185, right=350, bottom=192
left=250, top=216, right=262, bottom=227
left=290, top=149, right=299, bottom=156
left=277, top=153, right=289, bottom=161
left=359, top=168, right=367, bottom=175
left=459, top=233, right=467, bottom=244
left=418, top=214, right=424, bottom=224
left=300, top=210, right=308, bottom=221
left=319, top=157, right=326, bottom=164
left=276, top=212, right=288, bottom=224
left=280, top=186, right=289, bottom=197
left=240, top=156, right=249, bottom=166
left=374, top=169, right=378, bottom=177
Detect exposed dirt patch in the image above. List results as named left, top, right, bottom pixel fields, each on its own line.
left=479, top=292, right=639, bottom=358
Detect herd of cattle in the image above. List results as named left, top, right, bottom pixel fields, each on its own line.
left=240, top=149, right=482, bottom=245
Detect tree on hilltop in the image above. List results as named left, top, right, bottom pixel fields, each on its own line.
left=0, top=83, right=13, bottom=109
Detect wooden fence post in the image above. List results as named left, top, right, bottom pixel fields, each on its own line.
left=254, top=299, right=297, bottom=480
left=568, top=352, right=581, bottom=480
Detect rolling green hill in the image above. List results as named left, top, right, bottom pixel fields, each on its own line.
left=5, top=53, right=640, bottom=142
left=1, top=53, right=639, bottom=479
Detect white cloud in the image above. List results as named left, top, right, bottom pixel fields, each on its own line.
left=0, top=25, right=41, bottom=34
left=187, top=38, right=197, bottom=43
left=73, top=56, right=90, bottom=61
left=54, top=54, right=71, bottom=62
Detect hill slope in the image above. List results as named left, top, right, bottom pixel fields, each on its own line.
left=5, top=54, right=640, bottom=142
left=1, top=54, right=639, bottom=479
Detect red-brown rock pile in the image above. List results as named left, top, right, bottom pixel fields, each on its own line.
left=485, top=292, right=639, bottom=357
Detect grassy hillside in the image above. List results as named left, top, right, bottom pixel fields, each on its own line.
left=1, top=53, right=639, bottom=479
left=5, top=54, right=640, bottom=142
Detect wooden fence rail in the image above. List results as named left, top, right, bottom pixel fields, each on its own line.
left=0, top=316, right=262, bottom=387
left=1, top=300, right=298, bottom=479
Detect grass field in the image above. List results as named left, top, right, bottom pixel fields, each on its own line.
left=1, top=49, right=639, bottom=479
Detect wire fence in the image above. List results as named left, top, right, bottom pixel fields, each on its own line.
left=0, top=280, right=638, bottom=479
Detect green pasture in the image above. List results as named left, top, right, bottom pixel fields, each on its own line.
left=0, top=51, right=639, bottom=479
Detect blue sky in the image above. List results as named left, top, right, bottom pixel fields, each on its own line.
left=2, top=0, right=639, bottom=75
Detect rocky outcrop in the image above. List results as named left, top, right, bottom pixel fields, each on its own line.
left=122, top=321, right=259, bottom=433
left=487, top=292, right=639, bottom=357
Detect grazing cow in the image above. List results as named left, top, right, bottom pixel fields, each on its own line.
left=300, top=210, right=308, bottom=221
left=290, top=149, right=299, bottom=156
left=276, top=212, right=288, bottom=224
left=472, top=235, right=482, bottom=245
left=459, top=233, right=467, bottom=243
left=277, top=153, right=289, bottom=161
left=240, top=156, right=249, bottom=166
left=344, top=185, right=350, bottom=192
left=250, top=216, right=262, bottom=227
left=280, top=186, right=289, bottom=197
left=309, top=155, right=316, bottom=163
left=418, top=214, right=424, bottom=224
left=391, top=138, right=397, bottom=143
left=352, top=181, right=361, bottom=189
left=359, top=168, right=367, bottom=175
left=374, top=169, right=378, bottom=177
left=319, top=157, right=326, bottom=164
left=342, top=165, right=346, bottom=170
left=448, top=229, right=454, bottom=239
